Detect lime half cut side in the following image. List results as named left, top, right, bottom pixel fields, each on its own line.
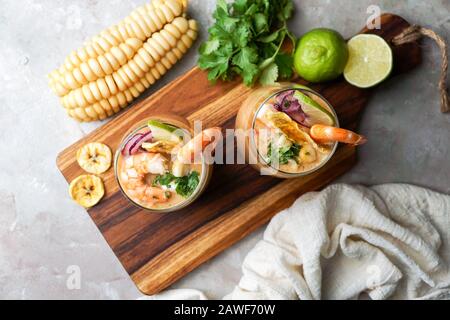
left=344, top=34, right=393, bottom=88
left=293, top=91, right=335, bottom=126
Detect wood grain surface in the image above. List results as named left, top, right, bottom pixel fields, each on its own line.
left=56, top=14, right=422, bottom=295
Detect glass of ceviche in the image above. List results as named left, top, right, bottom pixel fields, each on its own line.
left=115, top=115, right=221, bottom=212
left=235, top=83, right=366, bottom=178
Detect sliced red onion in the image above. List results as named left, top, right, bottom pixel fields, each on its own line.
left=122, top=130, right=153, bottom=156
left=274, top=90, right=310, bottom=127
left=275, top=90, right=295, bottom=106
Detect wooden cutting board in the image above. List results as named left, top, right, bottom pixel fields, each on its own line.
left=56, top=13, right=421, bottom=295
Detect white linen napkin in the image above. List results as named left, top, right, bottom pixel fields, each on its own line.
left=142, top=184, right=450, bottom=300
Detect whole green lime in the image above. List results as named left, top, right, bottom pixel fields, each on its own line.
left=294, top=28, right=349, bottom=83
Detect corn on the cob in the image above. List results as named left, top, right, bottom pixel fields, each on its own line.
left=65, top=19, right=197, bottom=122
left=48, top=0, right=196, bottom=122
left=50, top=0, right=185, bottom=75
left=60, top=17, right=191, bottom=109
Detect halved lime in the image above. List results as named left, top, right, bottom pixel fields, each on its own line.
left=344, top=34, right=393, bottom=88
left=293, top=91, right=335, bottom=126
left=148, top=120, right=183, bottom=143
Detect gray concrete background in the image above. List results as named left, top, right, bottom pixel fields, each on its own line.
left=0, top=0, right=448, bottom=299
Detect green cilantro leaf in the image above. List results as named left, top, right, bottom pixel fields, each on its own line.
left=233, top=47, right=258, bottom=68
left=253, top=13, right=268, bottom=34
left=268, top=142, right=301, bottom=165
left=257, top=30, right=280, bottom=43
left=175, top=171, right=200, bottom=198
left=233, top=0, right=249, bottom=15
left=200, top=39, right=220, bottom=55
left=259, top=62, right=279, bottom=85
left=153, top=173, right=175, bottom=187
left=232, top=46, right=259, bottom=85
left=153, top=171, right=200, bottom=198
left=216, top=0, right=228, bottom=11
left=198, top=42, right=233, bottom=82
left=275, top=53, right=294, bottom=79
left=233, top=24, right=251, bottom=48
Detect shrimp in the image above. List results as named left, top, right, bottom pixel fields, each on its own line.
left=120, top=152, right=170, bottom=205
left=176, top=127, right=222, bottom=164
left=310, top=124, right=367, bottom=146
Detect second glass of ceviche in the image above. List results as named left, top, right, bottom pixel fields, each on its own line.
left=236, top=83, right=366, bottom=178
left=115, top=115, right=221, bottom=212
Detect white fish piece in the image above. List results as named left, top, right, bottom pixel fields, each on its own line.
left=142, top=153, right=168, bottom=175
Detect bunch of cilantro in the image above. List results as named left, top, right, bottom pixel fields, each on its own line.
left=198, top=0, right=296, bottom=86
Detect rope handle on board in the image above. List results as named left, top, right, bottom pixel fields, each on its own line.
left=392, top=25, right=449, bottom=113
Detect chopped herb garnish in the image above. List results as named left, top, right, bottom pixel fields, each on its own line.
left=267, top=142, right=301, bottom=165
left=153, top=171, right=200, bottom=198
left=175, top=171, right=200, bottom=198
left=153, top=173, right=176, bottom=187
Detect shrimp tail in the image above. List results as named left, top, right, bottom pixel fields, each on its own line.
left=310, top=125, right=367, bottom=146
